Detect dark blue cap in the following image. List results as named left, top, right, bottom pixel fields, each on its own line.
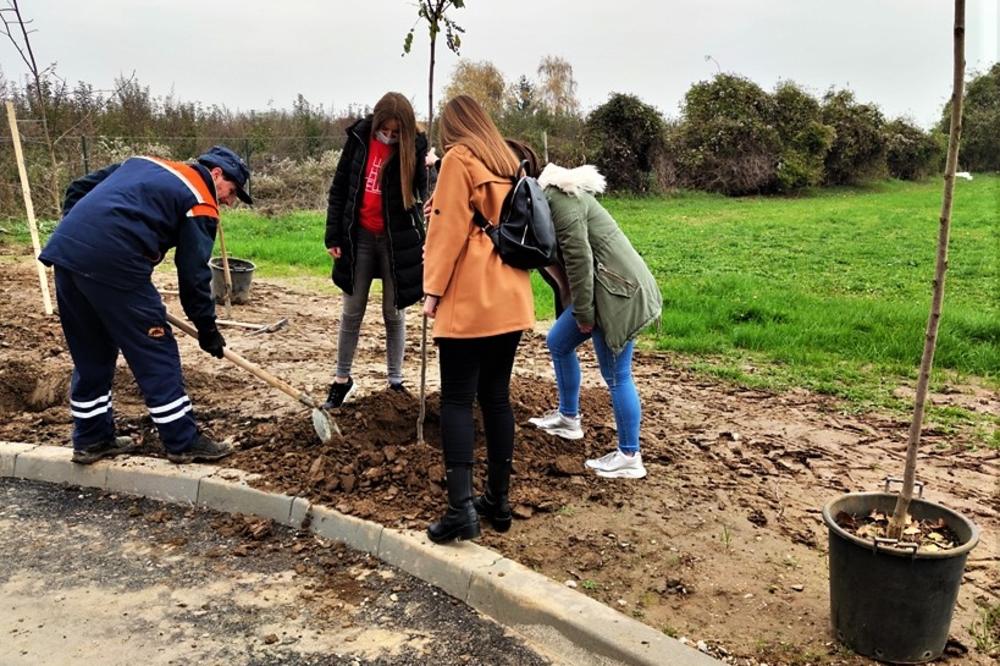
left=197, top=145, right=253, bottom=205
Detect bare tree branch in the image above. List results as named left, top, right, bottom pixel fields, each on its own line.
left=1, top=0, right=63, bottom=213
left=53, top=71, right=137, bottom=145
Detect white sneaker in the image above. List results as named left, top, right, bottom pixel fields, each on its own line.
left=528, top=409, right=583, bottom=440
left=585, top=450, right=647, bottom=479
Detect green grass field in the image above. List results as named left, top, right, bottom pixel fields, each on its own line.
left=6, top=176, right=998, bottom=433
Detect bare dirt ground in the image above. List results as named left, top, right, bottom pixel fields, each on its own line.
left=1, top=256, right=997, bottom=665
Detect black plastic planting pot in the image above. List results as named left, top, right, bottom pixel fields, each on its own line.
left=822, top=492, right=979, bottom=664
left=210, top=257, right=256, bottom=304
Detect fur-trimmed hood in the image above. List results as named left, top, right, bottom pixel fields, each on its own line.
left=538, top=163, right=606, bottom=196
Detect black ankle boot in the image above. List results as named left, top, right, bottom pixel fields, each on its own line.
left=473, top=458, right=512, bottom=533
left=427, top=464, right=481, bottom=544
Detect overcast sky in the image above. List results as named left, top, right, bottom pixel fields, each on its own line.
left=2, top=1, right=998, bottom=129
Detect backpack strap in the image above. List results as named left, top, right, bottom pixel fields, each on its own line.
left=472, top=208, right=494, bottom=231
left=472, top=160, right=527, bottom=231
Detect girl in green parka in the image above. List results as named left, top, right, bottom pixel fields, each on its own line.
left=524, top=156, right=662, bottom=479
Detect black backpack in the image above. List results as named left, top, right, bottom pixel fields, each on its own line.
left=473, top=160, right=558, bottom=270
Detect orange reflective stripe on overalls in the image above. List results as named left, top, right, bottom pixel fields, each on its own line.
left=139, top=156, right=220, bottom=219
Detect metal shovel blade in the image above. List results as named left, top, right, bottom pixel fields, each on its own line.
left=311, top=408, right=340, bottom=444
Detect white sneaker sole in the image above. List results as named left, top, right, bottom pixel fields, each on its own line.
left=537, top=425, right=584, bottom=441
left=594, top=467, right=647, bottom=479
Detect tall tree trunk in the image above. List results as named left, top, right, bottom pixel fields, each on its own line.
left=888, top=0, right=966, bottom=539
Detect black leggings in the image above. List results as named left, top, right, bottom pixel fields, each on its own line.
left=437, top=332, right=522, bottom=466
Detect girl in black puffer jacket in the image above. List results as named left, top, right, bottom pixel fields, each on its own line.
left=323, top=92, right=428, bottom=407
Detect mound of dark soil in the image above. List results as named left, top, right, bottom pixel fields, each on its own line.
left=228, top=383, right=632, bottom=528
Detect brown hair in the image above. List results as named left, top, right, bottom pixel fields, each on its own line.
left=504, top=138, right=541, bottom=178
left=439, top=95, right=518, bottom=177
left=372, top=92, right=419, bottom=209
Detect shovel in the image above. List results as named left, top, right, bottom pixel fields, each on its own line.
left=165, top=312, right=340, bottom=444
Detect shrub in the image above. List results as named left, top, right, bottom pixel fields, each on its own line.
left=496, top=107, right=587, bottom=170
left=941, top=63, right=1000, bottom=172
left=654, top=122, right=683, bottom=192
left=883, top=118, right=943, bottom=180
left=674, top=74, right=782, bottom=195
left=821, top=90, right=887, bottom=185
left=585, top=93, right=666, bottom=193
left=249, top=149, right=342, bottom=214
left=771, top=82, right=834, bottom=192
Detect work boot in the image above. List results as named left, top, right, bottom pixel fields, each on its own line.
left=322, top=377, right=355, bottom=409
left=473, top=458, right=513, bottom=533
left=427, top=464, right=481, bottom=544
left=167, top=434, right=232, bottom=464
left=72, top=436, right=138, bottom=465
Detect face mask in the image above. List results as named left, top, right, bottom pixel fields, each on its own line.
left=375, top=130, right=399, bottom=145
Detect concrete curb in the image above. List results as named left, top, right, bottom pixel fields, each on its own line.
left=0, top=442, right=721, bottom=666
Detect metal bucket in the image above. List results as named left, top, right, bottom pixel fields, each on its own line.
left=822, top=492, right=979, bottom=664
left=210, top=257, right=256, bottom=305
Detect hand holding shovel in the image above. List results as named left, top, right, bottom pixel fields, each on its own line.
left=165, top=312, right=340, bottom=444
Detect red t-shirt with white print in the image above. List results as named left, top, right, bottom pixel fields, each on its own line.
left=358, top=136, right=393, bottom=235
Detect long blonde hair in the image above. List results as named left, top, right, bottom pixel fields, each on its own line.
left=439, top=95, right=518, bottom=177
left=372, top=92, right=419, bottom=209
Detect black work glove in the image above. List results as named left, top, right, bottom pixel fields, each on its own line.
left=197, top=325, right=226, bottom=359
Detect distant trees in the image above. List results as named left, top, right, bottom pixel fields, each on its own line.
left=0, top=48, right=976, bottom=218
left=884, top=118, right=944, bottom=181
left=674, top=74, right=782, bottom=195
left=2, top=0, right=62, bottom=211
left=438, top=54, right=586, bottom=166
left=536, top=55, right=579, bottom=116
left=820, top=89, right=887, bottom=185
left=658, top=75, right=941, bottom=196
left=0, top=74, right=352, bottom=218
left=586, top=93, right=665, bottom=193
left=771, top=82, right=834, bottom=191
left=442, top=59, right=506, bottom=118
left=942, top=62, right=1000, bottom=172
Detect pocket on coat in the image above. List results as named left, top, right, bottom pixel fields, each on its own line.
left=595, top=262, right=638, bottom=298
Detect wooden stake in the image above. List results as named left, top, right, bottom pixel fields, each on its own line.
left=6, top=100, right=53, bottom=315
left=216, top=218, right=234, bottom=318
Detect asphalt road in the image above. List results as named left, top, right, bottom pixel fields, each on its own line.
left=0, top=478, right=551, bottom=666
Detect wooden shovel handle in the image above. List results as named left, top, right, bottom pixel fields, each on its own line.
left=217, top=220, right=234, bottom=319
left=165, top=312, right=319, bottom=410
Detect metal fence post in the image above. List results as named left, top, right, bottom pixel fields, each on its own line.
left=243, top=137, right=252, bottom=196
left=81, top=135, right=90, bottom=174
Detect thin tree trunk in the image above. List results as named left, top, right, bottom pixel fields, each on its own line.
left=888, top=0, right=966, bottom=539
left=417, top=2, right=438, bottom=445
left=427, top=32, right=436, bottom=146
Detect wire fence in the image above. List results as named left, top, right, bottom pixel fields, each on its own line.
left=1, top=129, right=349, bottom=220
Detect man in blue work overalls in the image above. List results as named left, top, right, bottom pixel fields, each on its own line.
left=39, top=146, right=252, bottom=464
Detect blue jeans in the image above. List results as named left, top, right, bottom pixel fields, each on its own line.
left=546, top=306, right=641, bottom=454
